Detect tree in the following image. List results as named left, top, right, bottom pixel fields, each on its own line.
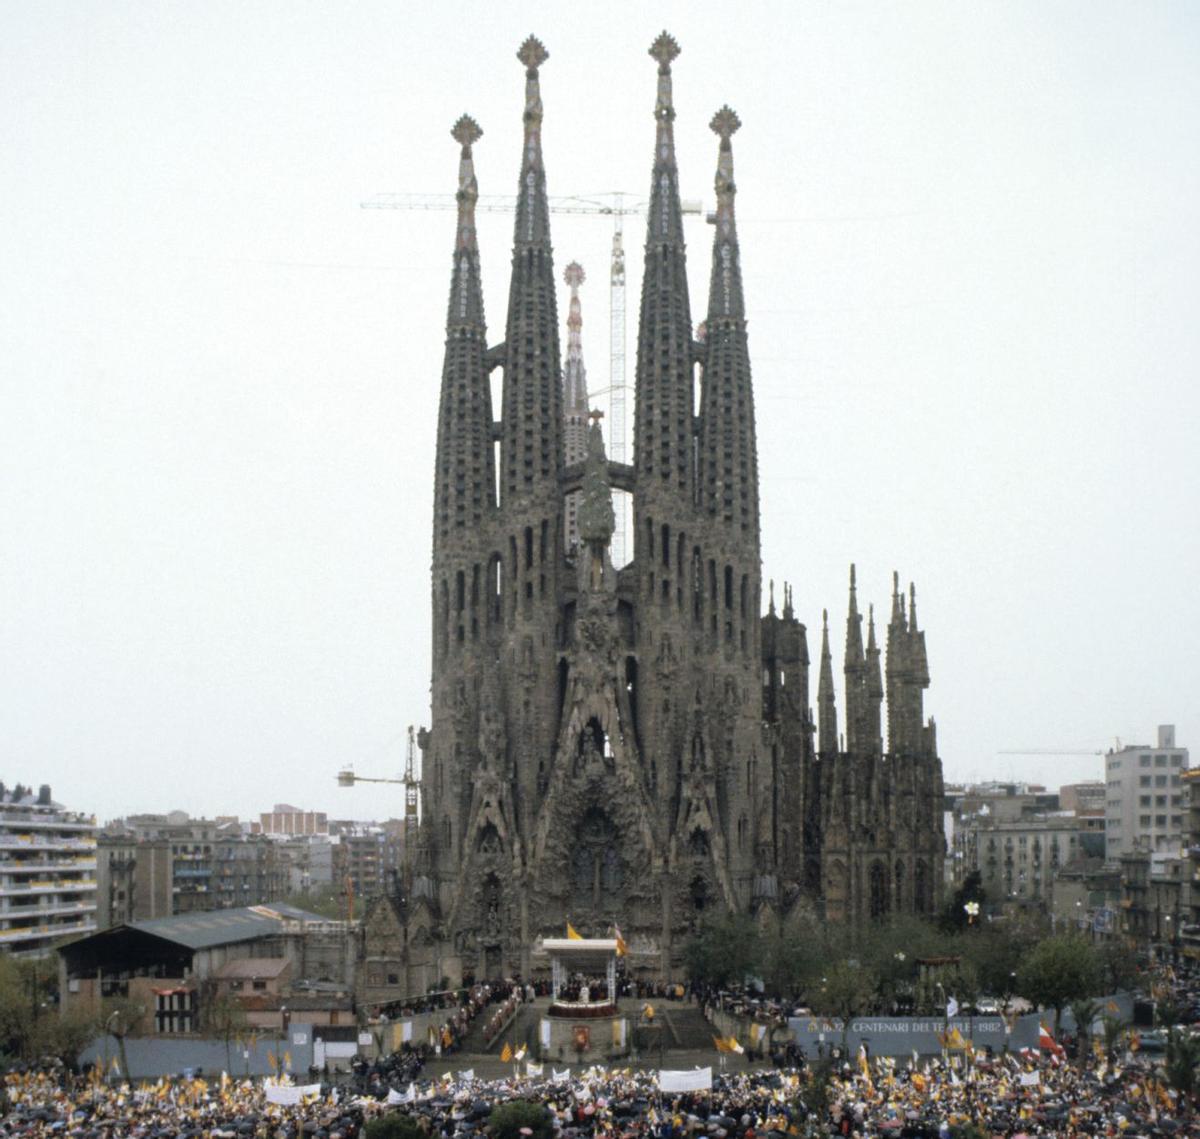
left=809, top=959, right=876, bottom=1051
left=1164, top=1028, right=1200, bottom=1110
left=1096, top=939, right=1138, bottom=994
left=1155, top=994, right=1185, bottom=1029
left=31, top=1005, right=98, bottom=1072
left=760, top=912, right=822, bottom=1000
left=1016, top=935, right=1101, bottom=1034
left=204, top=989, right=248, bottom=1075
left=1068, top=998, right=1100, bottom=1066
left=794, top=1057, right=834, bottom=1137
left=1099, top=1014, right=1125, bottom=1062
left=364, top=1113, right=426, bottom=1139
left=488, top=1101, right=555, bottom=1139
left=0, top=954, right=61, bottom=1061
left=963, top=919, right=1037, bottom=1012
left=99, top=998, right=147, bottom=1083
left=682, top=912, right=762, bottom=990
left=858, top=915, right=957, bottom=1014
left=940, top=870, right=986, bottom=932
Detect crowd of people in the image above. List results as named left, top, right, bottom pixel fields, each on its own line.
left=2, top=1041, right=1195, bottom=1138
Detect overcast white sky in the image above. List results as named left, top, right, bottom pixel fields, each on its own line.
left=2, top=1, right=1197, bottom=824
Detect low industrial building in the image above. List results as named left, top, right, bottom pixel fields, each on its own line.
left=58, top=903, right=354, bottom=1033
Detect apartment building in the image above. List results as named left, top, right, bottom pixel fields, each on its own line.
left=96, top=814, right=288, bottom=929
left=1105, top=725, right=1190, bottom=860
left=0, top=783, right=96, bottom=956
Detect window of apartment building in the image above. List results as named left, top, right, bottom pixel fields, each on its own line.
left=1155, top=755, right=1167, bottom=767
left=1170, top=755, right=1182, bottom=766
left=1171, top=795, right=1181, bottom=807
left=1155, top=775, right=1168, bottom=787
left=1140, top=776, right=1152, bottom=787
left=1170, top=775, right=1181, bottom=786
left=1140, top=755, right=1151, bottom=766
left=1140, top=796, right=1152, bottom=807
left=1171, top=816, right=1181, bottom=829
left=1140, top=815, right=1151, bottom=828
left=1155, top=815, right=1167, bottom=828
left=1156, top=796, right=1167, bottom=807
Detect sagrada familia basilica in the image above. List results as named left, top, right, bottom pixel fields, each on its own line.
left=360, top=33, right=945, bottom=995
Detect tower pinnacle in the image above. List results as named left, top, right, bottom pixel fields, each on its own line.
left=646, top=32, right=684, bottom=243
left=818, top=607, right=838, bottom=755
left=446, top=115, right=485, bottom=330
left=514, top=36, right=550, bottom=246
left=451, top=114, right=482, bottom=249
left=634, top=30, right=694, bottom=504
left=517, top=34, right=549, bottom=72
left=563, top=261, right=588, bottom=415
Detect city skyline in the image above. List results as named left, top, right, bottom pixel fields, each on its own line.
left=2, top=2, right=1197, bottom=822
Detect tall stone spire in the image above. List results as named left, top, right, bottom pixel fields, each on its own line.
left=633, top=31, right=695, bottom=507
left=817, top=608, right=838, bottom=755
left=514, top=35, right=550, bottom=247
left=886, top=570, right=907, bottom=754
left=447, top=115, right=485, bottom=330
left=563, top=262, right=588, bottom=420
left=501, top=35, right=564, bottom=508
left=647, top=31, right=685, bottom=245
left=562, top=262, right=590, bottom=551
left=909, top=582, right=930, bottom=688
left=843, top=564, right=866, bottom=753
left=865, top=604, right=884, bottom=756
left=433, top=114, right=494, bottom=555
left=700, top=105, right=758, bottom=540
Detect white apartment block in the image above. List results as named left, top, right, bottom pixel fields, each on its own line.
left=1105, top=725, right=1190, bottom=860
left=0, top=784, right=97, bottom=956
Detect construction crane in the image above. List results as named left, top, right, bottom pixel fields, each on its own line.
left=336, top=725, right=422, bottom=894
left=361, top=190, right=703, bottom=565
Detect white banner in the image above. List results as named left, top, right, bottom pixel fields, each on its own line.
left=552, top=1068, right=570, bottom=1083
left=659, top=1067, right=713, bottom=1093
left=456, top=1069, right=474, bottom=1083
left=526, top=1062, right=543, bottom=1077
left=401, top=1020, right=413, bottom=1043
left=540, top=1018, right=552, bottom=1049
left=1019, top=1072, right=1040, bottom=1087
left=386, top=1087, right=411, bottom=1105
left=264, top=1083, right=322, bottom=1105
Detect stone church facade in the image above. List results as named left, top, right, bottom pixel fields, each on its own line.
left=400, top=34, right=944, bottom=988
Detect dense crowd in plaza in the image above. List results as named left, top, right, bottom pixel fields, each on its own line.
left=3, top=963, right=1197, bottom=1138
left=2, top=1043, right=1196, bottom=1139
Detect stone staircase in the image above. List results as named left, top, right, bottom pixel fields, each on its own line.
left=456, top=996, right=546, bottom=1054
left=658, top=1003, right=716, bottom=1051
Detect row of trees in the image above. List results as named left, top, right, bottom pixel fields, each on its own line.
left=0, top=955, right=106, bottom=1068
left=682, top=905, right=1139, bottom=1028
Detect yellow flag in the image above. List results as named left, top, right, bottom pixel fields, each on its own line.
left=713, top=1035, right=731, bottom=1053
left=500, top=1042, right=513, bottom=1062
left=566, top=923, right=583, bottom=940
left=614, top=924, right=628, bottom=957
